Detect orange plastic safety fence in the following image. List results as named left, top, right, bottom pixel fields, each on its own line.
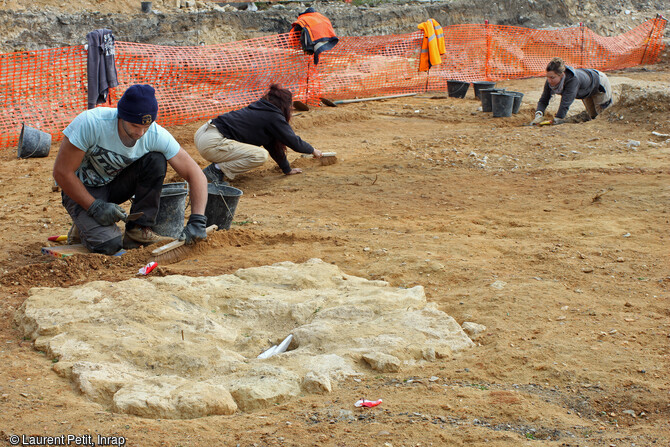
left=311, top=32, right=427, bottom=101
left=114, top=32, right=308, bottom=128
left=0, top=45, right=87, bottom=153
left=0, top=18, right=665, bottom=151
left=426, top=18, right=667, bottom=89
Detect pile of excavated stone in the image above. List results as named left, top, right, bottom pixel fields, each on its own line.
left=1, top=0, right=668, bottom=52
left=17, top=259, right=476, bottom=418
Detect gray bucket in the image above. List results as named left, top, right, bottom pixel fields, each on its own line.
left=17, top=124, right=51, bottom=159
left=480, top=88, right=505, bottom=113
left=447, top=80, right=470, bottom=98
left=141, top=1, right=152, bottom=12
left=473, top=81, right=496, bottom=99
left=154, top=182, right=188, bottom=238
left=204, top=183, right=243, bottom=231
left=491, top=92, right=515, bottom=117
left=508, top=91, right=524, bottom=114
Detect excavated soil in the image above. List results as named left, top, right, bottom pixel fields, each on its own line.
left=0, top=62, right=669, bottom=445
left=1, top=0, right=668, bottom=52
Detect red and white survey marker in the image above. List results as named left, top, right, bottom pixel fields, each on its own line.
left=355, top=399, right=382, bottom=408
left=138, top=261, right=157, bottom=275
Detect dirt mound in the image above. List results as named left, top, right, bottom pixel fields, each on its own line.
left=1, top=0, right=668, bottom=52
left=0, top=227, right=342, bottom=294
left=603, top=83, right=670, bottom=129
left=292, top=108, right=372, bottom=131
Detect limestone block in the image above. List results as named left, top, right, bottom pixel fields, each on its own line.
left=362, top=352, right=401, bottom=372
left=229, top=366, right=300, bottom=411
left=302, top=371, right=332, bottom=394
left=112, top=376, right=237, bottom=418
left=462, top=322, right=487, bottom=337
left=71, top=361, right=147, bottom=404
left=421, top=347, right=436, bottom=361
left=17, top=259, right=473, bottom=418
left=299, top=354, right=360, bottom=382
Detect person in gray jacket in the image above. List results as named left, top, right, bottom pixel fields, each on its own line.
left=531, top=57, right=612, bottom=125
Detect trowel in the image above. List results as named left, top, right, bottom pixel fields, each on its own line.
left=124, top=212, right=144, bottom=222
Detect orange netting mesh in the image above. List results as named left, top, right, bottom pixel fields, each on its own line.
left=425, top=18, right=667, bottom=89
left=0, top=17, right=665, bottom=151
left=0, top=45, right=88, bottom=152
left=113, top=32, right=309, bottom=127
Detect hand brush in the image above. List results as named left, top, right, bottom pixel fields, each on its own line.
left=150, top=225, right=218, bottom=264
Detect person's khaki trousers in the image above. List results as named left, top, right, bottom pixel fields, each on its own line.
left=582, top=71, right=613, bottom=118
left=194, top=121, right=268, bottom=180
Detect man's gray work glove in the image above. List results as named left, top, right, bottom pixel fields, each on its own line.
left=530, top=111, right=544, bottom=125
left=179, top=214, right=207, bottom=245
left=87, top=199, right=127, bottom=226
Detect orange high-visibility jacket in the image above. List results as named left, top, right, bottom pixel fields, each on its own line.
left=292, top=9, right=339, bottom=64
left=417, top=19, right=446, bottom=72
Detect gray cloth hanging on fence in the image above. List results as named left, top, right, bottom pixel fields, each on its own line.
left=86, top=29, right=119, bottom=109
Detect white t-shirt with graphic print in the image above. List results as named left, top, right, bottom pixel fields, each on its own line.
left=63, top=107, right=180, bottom=187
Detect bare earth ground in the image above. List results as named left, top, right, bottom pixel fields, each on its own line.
left=0, top=66, right=669, bottom=446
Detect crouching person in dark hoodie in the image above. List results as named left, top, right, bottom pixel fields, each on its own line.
left=195, top=84, right=323, bottom=183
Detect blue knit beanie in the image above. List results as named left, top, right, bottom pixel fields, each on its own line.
left=117, top=84, right=158, bottom=125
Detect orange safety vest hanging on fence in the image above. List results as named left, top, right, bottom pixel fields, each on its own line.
left=291, top=8, right=339, bottom=64
left=417, top=18, right=446, bottom=71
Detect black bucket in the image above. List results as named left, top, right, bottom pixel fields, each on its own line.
left=447, top=80, right=470, bottom=98
left=491, top=92, right=515, bottom=117
left=204, top=183, right=243, bottom=230
left=473, top=81, right=496, bottom=99
left=480, top=88, right=504, bottom=113
left=141, top=1, right=152, bottom=12
left=154, top=182, right=188, bottom=238
left=508, top=91, right=524, bottom=114
left=17, top=124, right=51, bottom=159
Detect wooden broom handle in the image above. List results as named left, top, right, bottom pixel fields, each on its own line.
left=151, top=225, right=218, bottom=255
left=335, top=92, right=417, bottom=104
